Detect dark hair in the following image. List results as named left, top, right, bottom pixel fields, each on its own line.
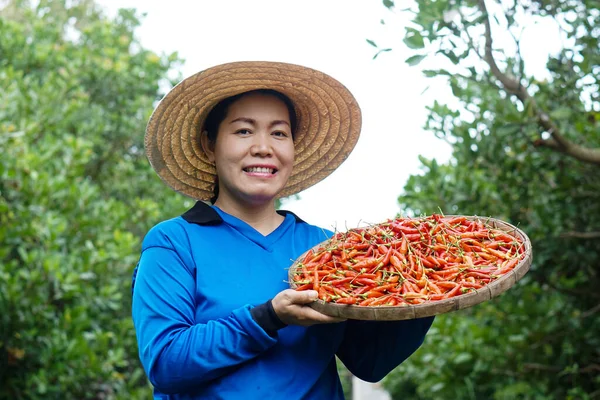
left=203, top=89, right=297, bottom=204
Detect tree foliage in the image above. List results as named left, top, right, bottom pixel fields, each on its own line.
left=0, top=1, right=187, bottom=398
left=374, top=0, right=600, bottom=399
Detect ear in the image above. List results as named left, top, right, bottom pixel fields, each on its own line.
left=200, top=130, right=216, bottom=163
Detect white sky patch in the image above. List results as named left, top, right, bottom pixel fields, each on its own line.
left=96, top=0, right=561, bottom=230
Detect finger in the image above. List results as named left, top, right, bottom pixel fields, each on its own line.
left=287, top=289, right=319, bottom=305
left=300, top=308, right=346, bottom=324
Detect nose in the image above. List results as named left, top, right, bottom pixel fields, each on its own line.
left=250, top=133, right=272, bottom=157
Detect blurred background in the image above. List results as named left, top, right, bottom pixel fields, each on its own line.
left=0, top=0, right=599, bottom=399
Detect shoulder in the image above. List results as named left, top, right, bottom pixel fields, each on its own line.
left=301, top=221, right=335, bottom=241
left=142, top=217, right=191, bottom=251
left=279, top=209, right=335, bottom=241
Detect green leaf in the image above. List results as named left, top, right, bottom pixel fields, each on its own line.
left=373, top=48, right=392, bottom=60
left=430, top=382, right=445, bottom=392
left=444, top=50, right=460, bottom=65
left=496, top=125, right=520, bottom=136
left=549, top=107, right=572, bottom=120
left=453, top=352, right=473, bottom=364
left=405, top=54, right=426, bottom=66
left=366, top=39, right=377, bottom=48
left=403, top=31, right=425, bottom=49
left=382, top=0, right=394, bottom=9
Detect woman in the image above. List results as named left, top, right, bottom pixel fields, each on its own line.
left=132, top=61, right=434, bottom=399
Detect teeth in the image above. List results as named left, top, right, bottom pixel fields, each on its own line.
left=245, top=167, right=274, bottom=174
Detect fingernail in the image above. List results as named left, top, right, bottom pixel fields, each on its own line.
left=308, top=290, right=318, bottom=300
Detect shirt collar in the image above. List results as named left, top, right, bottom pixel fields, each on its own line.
left=181, top=201, right=305, bottom=225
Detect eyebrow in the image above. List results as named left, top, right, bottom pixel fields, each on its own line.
left=230, top=117, right=290, bottom=128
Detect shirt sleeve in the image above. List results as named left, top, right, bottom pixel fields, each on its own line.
left=336, top=316, right=435, bottom=382
left=131, top=222, right=278, bottom=394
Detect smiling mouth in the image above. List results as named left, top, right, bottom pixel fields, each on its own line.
left=244, top=167, right=277, bottom=174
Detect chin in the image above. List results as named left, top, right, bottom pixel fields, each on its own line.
left=243, top=190, right=282, bottom=205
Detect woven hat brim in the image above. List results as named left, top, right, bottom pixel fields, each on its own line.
left=145, top=61, right=362, bottom=201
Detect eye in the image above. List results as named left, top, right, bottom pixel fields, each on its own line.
left=272, top=130, right=289, bottom=138
left=235, top=129, right=251, bottom=135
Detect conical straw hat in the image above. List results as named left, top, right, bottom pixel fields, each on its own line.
left=145, top=61, right=362, bottom=201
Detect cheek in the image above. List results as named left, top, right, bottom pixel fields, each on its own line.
left=282, top=144, right=295, bottom=167
left=214, top=140, right=240, bottom=165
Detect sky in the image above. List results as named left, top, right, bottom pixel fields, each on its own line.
left=97, top=0, right=562, bottom=232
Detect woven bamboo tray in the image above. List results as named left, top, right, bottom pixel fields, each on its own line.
left=288, top=216, right=533, bottom=321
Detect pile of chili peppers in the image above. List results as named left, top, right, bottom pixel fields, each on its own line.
left=291, top=215, right=526, bottom=306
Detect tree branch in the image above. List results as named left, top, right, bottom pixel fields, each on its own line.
left=490, top=367, right=519, bottom=377
left=456, top=8, right=485, bottom=62
left=581, top=303, right=600, bottom=319
left=559, top=231, right=600, bottom=239
left=522, top=363, right=561, bottom=372
left=477, top=0, right=600, bottom=165
left=533, top=137, right=561, bottom=150
left=532, top=271, right=600, bottom=299
left=523, top=362, right=600, bottom=375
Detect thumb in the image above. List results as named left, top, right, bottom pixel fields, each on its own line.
left=292, top=290, right=319, bottom=304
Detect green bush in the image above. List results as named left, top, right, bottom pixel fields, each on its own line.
left=377, top=1, right=600, bottom=398
left=0, top=1, right=187, bottom=398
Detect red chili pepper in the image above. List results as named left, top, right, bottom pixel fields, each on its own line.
left=341, top=242, right=370, bottom=250
left=355, top=278, right=377, bottom=286
left=370, top=294, right=395, bottom=306
left=318, top=287, right=332, bottom=302
left=365, top=289, right=385, bottom=298
left=352, top=285, right=373, bottom=296
left=295, top=283, right=313, bottom=291
left=428, top=281, right=443, bottom=295
left=382, top=246, right=393, bottom=266
left=460, top=231, right=489, bottom=239
left=496, top=257, right=519, bottom=275
left=399, top=235, right=408, bottom=255
left=359, top=297, right=378, bottom=306
left=335, top=297, right=358, bottom=305
left=443, top=284, right=463, bottom=299
left=436, top=281, right=459, bottom=290
left=404, top=233, right=422, bottom=242
left=403, top=292, right=427, bottom=300
left=444, top=216, right=468, bottom=226
left=428, top=293, right=446, bottom=301
left=462, top=281, right=483, bottom=289
left=389, top=255, right=403, bottom=271
left=313, top=269, right=320, bottom=291
left=391, top=223, right=420, bottom=235
left=420, top=256, right=435, bottom=268
left=351, top=256, right=383, bottom=271
left=329, top=286, right=351, bottom=298
left=435, top=267, right=461, bottom=277
left=376, top=283, right=399, bottom=292
left=484, top=247, right=510, bottom=260
left=355, top=273, right=377, bottom=279
left=329, top=277, right=354, bottom=286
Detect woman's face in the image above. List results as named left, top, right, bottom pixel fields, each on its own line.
left=206, top=92, right=295, bottom=206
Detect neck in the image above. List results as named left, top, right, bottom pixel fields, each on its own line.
left=213, top=196, right=283, bottom=235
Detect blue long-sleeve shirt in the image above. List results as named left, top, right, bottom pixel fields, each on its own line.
left=131, top=202, right=434, bottom=399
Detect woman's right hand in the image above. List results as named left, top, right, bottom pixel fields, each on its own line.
left=272, top=289, right=346, bottom=326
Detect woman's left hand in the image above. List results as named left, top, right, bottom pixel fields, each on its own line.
left=271, top=289, right=346, bottom=326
